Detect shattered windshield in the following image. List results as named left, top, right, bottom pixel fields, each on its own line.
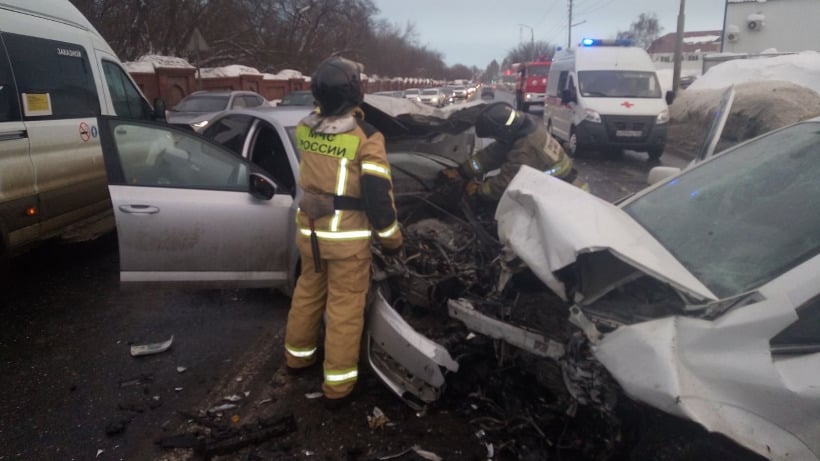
left=624, top=121, right=820, bottom=298
left=578, top=70, right=661, bottom=98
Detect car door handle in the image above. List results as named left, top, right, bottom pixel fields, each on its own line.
left=118, top=204, right=159, bottom=214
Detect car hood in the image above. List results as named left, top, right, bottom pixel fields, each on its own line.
left=495, top=166, right=717, bottom=304
left=580, top=97, right=667, bottom=117
left=362, top=94, right=486, bottom=139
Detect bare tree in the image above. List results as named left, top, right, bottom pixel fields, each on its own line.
left=505, top=40, right=556, bottom=65
left=616, top=12, right=663, bottom=50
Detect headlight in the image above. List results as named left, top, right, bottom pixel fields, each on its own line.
left=583, top=108, right=602, bottom=123
left=192, top=120, right=209, bottom=129
left=656, top=109, right=670, bottom=125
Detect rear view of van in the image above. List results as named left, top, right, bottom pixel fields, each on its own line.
left=0, top=0, right=155, bottom=262
left=544, top=40, right=670, bottom=160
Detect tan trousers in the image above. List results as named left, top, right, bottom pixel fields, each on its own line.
left=284, top=248, right=371, bottom=399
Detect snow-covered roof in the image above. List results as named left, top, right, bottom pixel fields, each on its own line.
left=263, top=69, right=306, bottom=80
left=683, top=35, right=721, bottom=45
left=199, top=64, right=261, bottom=78
left=124, top=54, right=194, bottom=73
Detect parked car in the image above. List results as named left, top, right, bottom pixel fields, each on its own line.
left=277, top=90, right=314, bottom=107
left=402, top=88, right=421, bottom=102
left=373, top=90, right=404, bottom=98
left=418, top=88, right=448, bottom=107
left=439, top=87, right=455, bottom=105
left=166, top=90, right=267, bottom=129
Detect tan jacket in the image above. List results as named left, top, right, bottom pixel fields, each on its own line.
left=461, top=121, right=576, bottom=202
left=295, top=109, right=403, bottom=260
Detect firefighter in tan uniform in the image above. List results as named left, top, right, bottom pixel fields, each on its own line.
left=284, top=56, right=402, bottom=407
left=443, top=102, right=586, bottom=202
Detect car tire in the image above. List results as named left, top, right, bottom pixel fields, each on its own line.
left=567, top=127, right=580, bottom=157
left=648, top=147, right=664, bottom=162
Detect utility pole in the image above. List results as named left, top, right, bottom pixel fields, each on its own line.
left=520, top=24, right=534, bottom=61
left=672, top=0, right=686, bottom=94
left=567, top=0, right=573, bottom=49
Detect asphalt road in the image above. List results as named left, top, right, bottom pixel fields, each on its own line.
left=0, top=91, right=692, bottom=461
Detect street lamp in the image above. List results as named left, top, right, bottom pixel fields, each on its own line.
left=519, top=24, right=534, bottom=61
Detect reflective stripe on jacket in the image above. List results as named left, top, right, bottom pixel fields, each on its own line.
left=295, top=111, right=402, bottom=259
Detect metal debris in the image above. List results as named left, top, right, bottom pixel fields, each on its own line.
left=378, top=445, right=442, bottom=461
left=367, top=406, right=390, bottom=430
left=130, top=336, right=174, bottom=357
left=207, top=403, right=237, bottom=414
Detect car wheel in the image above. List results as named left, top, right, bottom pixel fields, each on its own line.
left=567, top=127, right=580, bottom=157
left=648, top=147, right=664, bottom=162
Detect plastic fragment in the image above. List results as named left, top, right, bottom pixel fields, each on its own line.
left=304, top=392, right=323, bottom=400
left=174, top=387, right=183, bottom=392
left=224, top=394, right=242, bottom=402
left=130, top=336, right=174, bottom=357
left=176, top=366, right=187, bottom=373
left=486, top=443, right=494, bottom=458
left=367, top=406, right=389, bottom=430
left=96, top=449, right=104, bottom=458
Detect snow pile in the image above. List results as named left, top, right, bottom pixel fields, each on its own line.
left=199, top=64, right=261, bottom=78
left=669, top=81, right=820, bottom=154
left=264, top=69, right=305, bottom=80
left=666, top=52, right=820, bottom=155
left=124, top=54, right=194, bottom=73
left=690, top=51, right=820, bottom=94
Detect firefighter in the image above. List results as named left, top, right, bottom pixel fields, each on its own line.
left=284, top=56, right=403, bottom=408
left=441, top=102, right=585, bottom=203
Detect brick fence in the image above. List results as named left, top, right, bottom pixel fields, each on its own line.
left=130, top=67, right=430, bottom=107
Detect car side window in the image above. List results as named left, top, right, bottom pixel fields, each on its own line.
left=201, top=114, right=255, bottom=155
left=110, top=120, right=248, bottom=190
left=231, top=96, right=248, bottom=109
left=102, top=60, right=151, bottom=119
left=0, top=38, right=21, bottom=122
left=771, top=295, right=820, bottom=355
left=3, top=32, right=100, bottom=119
left=248, top=122, right=295, bottom=195
left=245, top=95, right=264, bottom=107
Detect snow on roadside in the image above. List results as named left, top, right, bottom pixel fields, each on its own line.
left=689, top=51, right=820, bottom=94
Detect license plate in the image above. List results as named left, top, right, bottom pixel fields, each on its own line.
left=616, top=130, right=642, bottom=137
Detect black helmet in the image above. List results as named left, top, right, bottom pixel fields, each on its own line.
left=310, top=56, right=364, bottom=116
left=475, top=102, right=529, bottom=142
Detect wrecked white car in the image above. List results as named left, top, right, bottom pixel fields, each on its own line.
left=371, top=116, right=820, bottom=460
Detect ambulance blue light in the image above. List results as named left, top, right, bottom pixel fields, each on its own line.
left=581, top=38, right=597, bottom=47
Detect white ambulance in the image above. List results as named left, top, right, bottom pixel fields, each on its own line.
left=543, top=39, right=673, bottom=160
left=0, top=0, right=159, bottom=265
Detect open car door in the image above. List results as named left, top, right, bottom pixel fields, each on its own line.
left=98, top=117, right=295, bottom=288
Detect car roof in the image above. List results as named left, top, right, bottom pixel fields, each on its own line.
left=188, top=90, right=260, bottom=98
left=212, top=106, right=312, bottom=127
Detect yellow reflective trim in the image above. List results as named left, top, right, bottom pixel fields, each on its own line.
left=336, top=157, right=348, bottom=196
left=362, top=162, right=391, bottom=179
left=325, top=367, right=358, bottom=383
left=296, top=125, right=360, bottom=160
left=330, top=210, right=342, bottom=232
left=299, top=228, right=372, bottom=240
left=377, top=221, right=399, bottom=238
left=285, top=344, right=317, bottom=358
left=504, top=110, right=517, bottom=126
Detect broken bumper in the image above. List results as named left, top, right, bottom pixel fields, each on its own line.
left=366, top=290, right=459, bottom=410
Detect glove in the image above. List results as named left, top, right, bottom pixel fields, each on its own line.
left=438, top=167, right=461, bottom=182
left=464, top=180, right=482, bottom=196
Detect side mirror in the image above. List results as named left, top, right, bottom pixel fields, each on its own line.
left=561, top=88, right=575, bottom=105
left=665, top=90, right=676, bottom=105
left=249, top=173, right=277, bottom=200
left=152, top=98, right=167, bottom=121
left=647, top=166, right=681, bottom=185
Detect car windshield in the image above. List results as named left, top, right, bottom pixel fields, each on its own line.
left=281, top=92, right=314, bottom=106
left=578, top=70, right=662, bottom=98
left=624, top=121, right=820, bottom=298
left=173, top=95, right=230, bottom=112
left=526, top=65, right=550, bottom=77
left=421, top=89, right=438, bottom=95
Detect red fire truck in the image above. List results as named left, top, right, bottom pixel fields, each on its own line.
left=515, top=59, right=552, bottom=112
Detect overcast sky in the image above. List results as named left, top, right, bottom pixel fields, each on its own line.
left=371, top=0, right=727, bottom=68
